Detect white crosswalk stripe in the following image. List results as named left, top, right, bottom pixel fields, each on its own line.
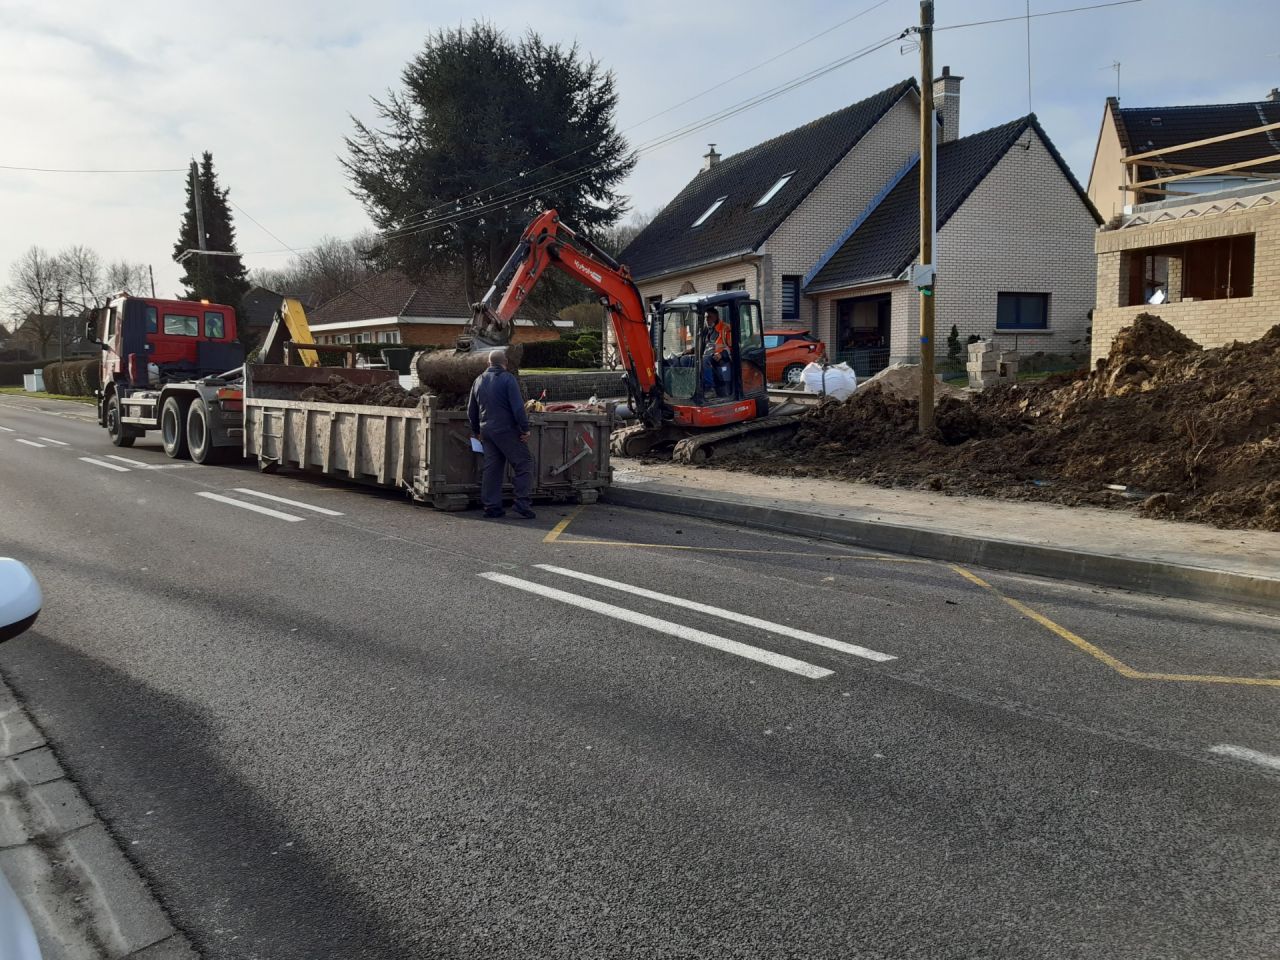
left=195, top=492, right=303, bottom=522
left=80, top=457, right=130, bottom=472
left=480, top=572, right=833, bottom=679
left=536, top=564, right=896, bottom=663
left=14, top=438, right=46, bottom=448
left=233, top=488, right=343, bottom=516
left=37, top=437, right=68, bottom=446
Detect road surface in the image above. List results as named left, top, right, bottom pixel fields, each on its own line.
left=2, top=396, right=1278, bottom=959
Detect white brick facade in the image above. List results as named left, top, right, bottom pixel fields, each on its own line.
left=810, top=128, right=1097, bottom=364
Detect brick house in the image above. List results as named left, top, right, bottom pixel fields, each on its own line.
left=306, top=271, right=568, bottom=347
left=1087, top=90, right=1280, bottom=222
left=623, top=71, right=1099, bottom=375
left=805, top=115, right=1100, bottom=370
left=1092, top=182, right=1279, bottom=365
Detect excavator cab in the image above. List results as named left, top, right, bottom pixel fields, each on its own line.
left=654, top=291, right=769, bottom=427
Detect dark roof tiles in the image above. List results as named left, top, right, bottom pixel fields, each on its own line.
left=1117, top=98, right=1280, bottom=178
left=621, top=79, right=918, bottom=280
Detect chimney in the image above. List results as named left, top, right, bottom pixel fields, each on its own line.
left=702, top=143, right=721, bottom=172
left=932, top=65, right=963, bottom=144
left=1268, top=87, right=1280, bottom=102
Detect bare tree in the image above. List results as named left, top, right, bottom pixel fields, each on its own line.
left=251, top=233, right=378, bottom=306
left=58, top=244, right=103, bottom=313
left=2, top=246, right=65, bottom=356
left=598, top=207, right=660, bottom=260
left=104, top=260, right=151, bottom=296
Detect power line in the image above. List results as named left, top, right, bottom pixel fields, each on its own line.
left=364, top=1, right=898, bottom=239
left=1025, top=0, right=1034, bottom=114
left=0, top=164, right=185, bottom=173
left=936, top=0, right=1141, bottom=32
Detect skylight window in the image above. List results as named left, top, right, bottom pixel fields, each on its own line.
left=754, top=171, right=795, bottom=208
left=692, top=196, right=727, bottom=227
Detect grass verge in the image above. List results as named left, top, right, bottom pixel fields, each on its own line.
left=0, top=387, right=96, bottom=405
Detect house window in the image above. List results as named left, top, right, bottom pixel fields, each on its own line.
left=718, top=280, right=746, bottom=291
left=1125, top=235, right=1254, bottom=306
left=692, top=196, right=727, bottom=227
left=356, top=332, right=372, bottom=344
left=754, top=172, right=795, bottom=208
left=378, top=330, right=401, bottom=344
left=996, top=292, right=1049, bottom=330
left=204, top=311, right=225, bottom=339
left=781, top=276, right=801, bottom=320
left=162, top=313, right=199, bottom=336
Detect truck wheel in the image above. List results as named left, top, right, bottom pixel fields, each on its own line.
left=106, top=394, right=136, bottom=448
left=161, top=397, right=190, bottom=459
left=186, top=400, right=223, bottom=465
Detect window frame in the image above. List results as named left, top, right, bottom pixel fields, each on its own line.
left=203, top=311, right=225, bottom=339
left=780, top=275, right=801, bottom=320
left=995, top=292, right=1049, bottom=331
left=162, top=312, right=200, bottom=337
left=754, top=171, right=796, bottom=208
left=692, top=196, right=727, bottom=228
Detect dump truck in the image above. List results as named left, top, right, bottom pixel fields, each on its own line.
left=87, top=294, right=610, bottom=508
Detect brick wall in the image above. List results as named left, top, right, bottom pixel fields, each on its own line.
left=1092, top=196, right=1280, bottom=363
left=762, top=95, right=919, bottom=328
left=810, top=128, right=1097, bottom=364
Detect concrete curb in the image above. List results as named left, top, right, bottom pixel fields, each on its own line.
left=603, top=485, right=1280, bottom=613
left=0, top=680, right=198, bottom=960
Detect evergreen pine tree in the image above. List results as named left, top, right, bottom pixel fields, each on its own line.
left=172, top=152, right=250, bottom=305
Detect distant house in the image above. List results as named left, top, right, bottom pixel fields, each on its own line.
left=306, top=270, right=568, bottom=347
left=623, top=69, right=1099, bottom=374
left=1087, top=89, right=1280, bottom=221
left=12, top=313, right=96, bottom=359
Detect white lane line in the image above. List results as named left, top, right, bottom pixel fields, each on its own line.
left=80, top=456, right=130, bottom=472
left=0, top=425, right=13, bottom=432
left=233, top=488, right=344, bottom=516
left=195, top=491, right=303, bottom=522
left=14, top=438, right=47, bottom=448
left=107, top=454, right=151, bottom=467
left=37, top=437, right=68, bottom=446
left=1209, top=744, right=1280, bottom=772
left=536, top=564, right=896, bottom=663
left=480, top=572, right=833, bottom=679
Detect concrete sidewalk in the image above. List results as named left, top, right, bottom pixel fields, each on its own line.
left=605, top=460, right=1280, bottom=612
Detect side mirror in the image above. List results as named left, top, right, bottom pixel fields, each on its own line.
left=0, top=559, right=42, bottom=644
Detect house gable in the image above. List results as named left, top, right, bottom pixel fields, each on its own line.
left=620, top=79, right=918, bottom=281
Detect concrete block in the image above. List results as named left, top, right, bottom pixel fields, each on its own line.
left=0, top=707, right=46, bottom=757
left=10, top=748, right=60, bottom=788
left=61, top=823, right=176, bottom=956
left=967, top=340, right=996, bottom=356
left=26, top=780, right=96, bottom=836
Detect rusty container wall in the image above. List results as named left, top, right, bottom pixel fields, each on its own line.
left=243, top=370, right=611, bottom=508
left=421, top=400, right=611, bottom=509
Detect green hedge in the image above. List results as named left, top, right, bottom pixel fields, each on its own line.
left=41, top=359, right=100, bottom=396
left=520, top=337, right=596, bottom=368
left=0, top=359, right=43, bottom=386
left=312, top=343, right=439, bottom=366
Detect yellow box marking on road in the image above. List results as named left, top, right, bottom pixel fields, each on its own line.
left=949, top=563, right=1280, bottom=688
left=543, top=505, right=584, bottom=543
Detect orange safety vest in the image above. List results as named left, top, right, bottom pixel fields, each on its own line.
left=709, top=319, right=732, bottom=353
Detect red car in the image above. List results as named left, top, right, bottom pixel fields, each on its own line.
left=764, top=329, right=827, bottom=385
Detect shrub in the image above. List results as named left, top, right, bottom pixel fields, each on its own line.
left=0, top=359, right=40, bottom=386
left=40, top=359, right=100, bottom=396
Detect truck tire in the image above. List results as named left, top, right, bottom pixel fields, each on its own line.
left=106, top=394, right=136, bottom=448
left=186, top=400, right=223, bottom=465
left=161, top=396, right=190, bottom=459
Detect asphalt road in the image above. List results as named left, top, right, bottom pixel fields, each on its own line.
left=1, top=395, right=1278, bottom=960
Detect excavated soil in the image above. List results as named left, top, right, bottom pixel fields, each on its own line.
left=299, top=376, right=427, bottom=408
left=720, top=314, right=1280, bottom=531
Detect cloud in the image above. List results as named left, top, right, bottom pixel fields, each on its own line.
left=1, top=0, right=1275, bottom=304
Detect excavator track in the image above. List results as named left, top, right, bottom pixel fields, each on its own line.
left=670, top=412, right=802, bottom=464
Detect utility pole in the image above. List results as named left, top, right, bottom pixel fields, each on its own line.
left=56, top=287, right=65, bottom=363
left=917, top=0, right=937, bottom=433
left=148, top=264, right=157, bottom=298
left=191, top=158, right=208, bottom=297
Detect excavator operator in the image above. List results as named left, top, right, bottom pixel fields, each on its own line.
left=701, top=308, right=733, bottom=393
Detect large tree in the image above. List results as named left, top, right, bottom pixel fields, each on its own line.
left=343, top=23, right=635, bottom=310
left=173, top=152, right=249, bottom=305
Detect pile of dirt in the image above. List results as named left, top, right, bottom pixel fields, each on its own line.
left=860, top=362, right=969, bottom=403
left=298, top=376, right=425, bottom=408
left=720, top=314, right=1280, bottom=531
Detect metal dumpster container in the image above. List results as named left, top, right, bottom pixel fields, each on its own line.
left=242, top=363, right=610, bottom=509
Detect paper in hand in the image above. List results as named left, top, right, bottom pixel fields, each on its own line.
left=470, top=437, right=484, bottom=454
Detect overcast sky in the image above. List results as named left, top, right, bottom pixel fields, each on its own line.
left=1, top=0, right=1275, bottom=306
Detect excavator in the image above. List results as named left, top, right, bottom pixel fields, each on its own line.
left=422, top=209, right=799, bottom=462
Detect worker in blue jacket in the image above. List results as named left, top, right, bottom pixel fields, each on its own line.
left=468, top=349, right=536, bottom=519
